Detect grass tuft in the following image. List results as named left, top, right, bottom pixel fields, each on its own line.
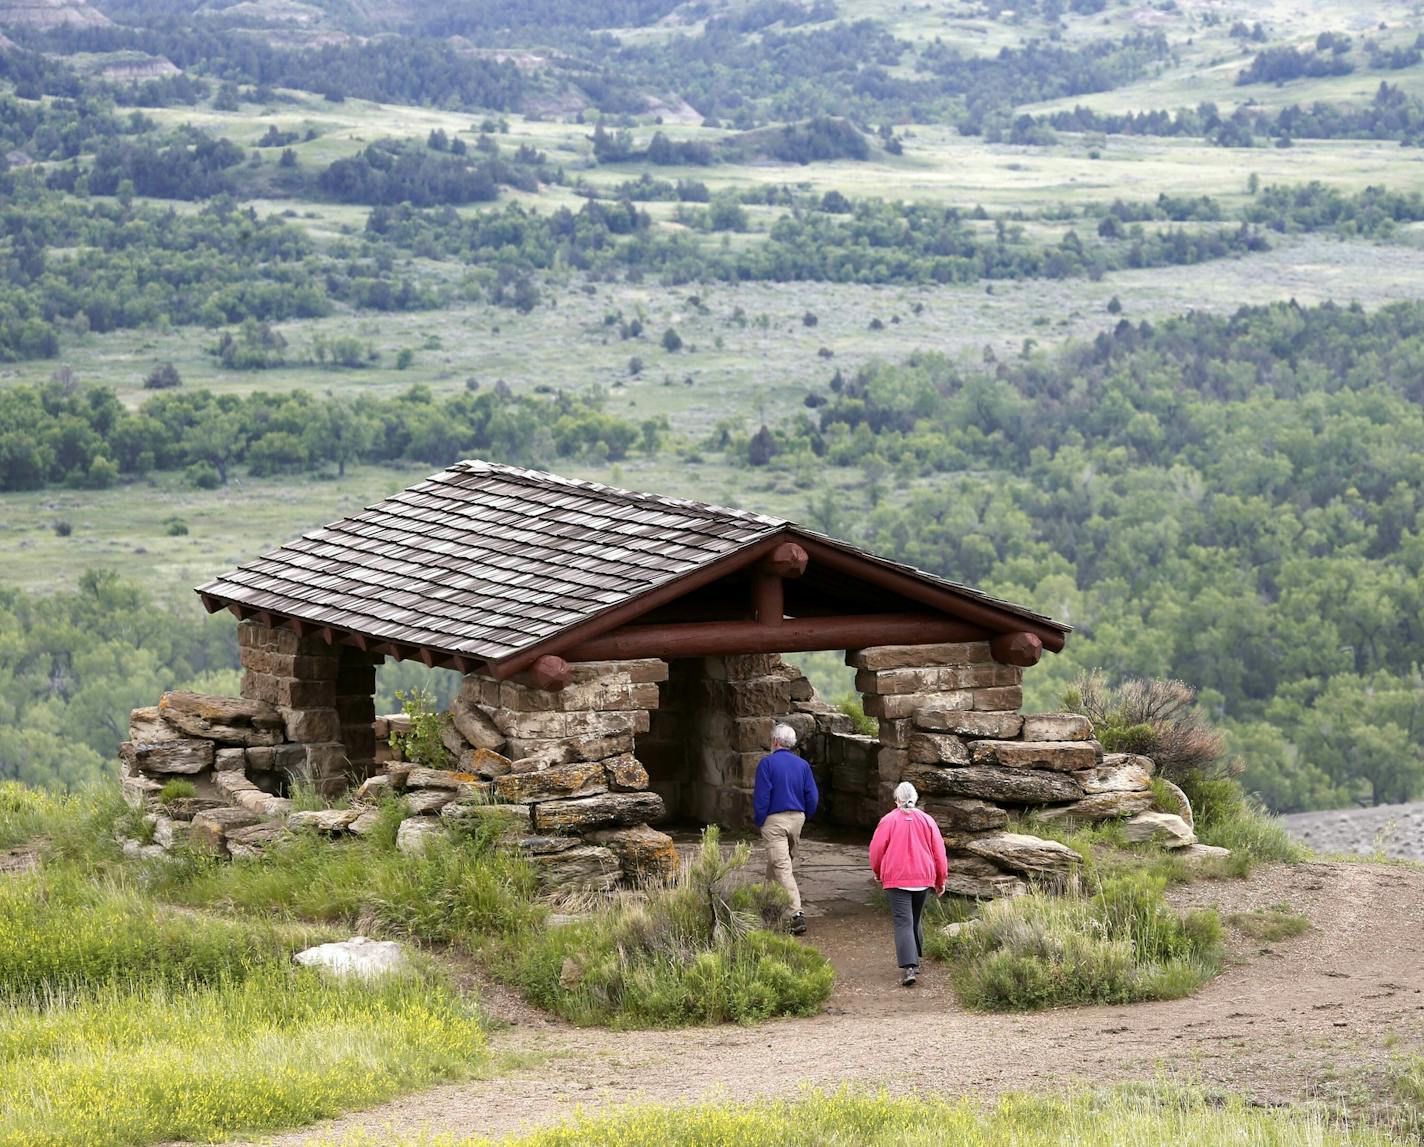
left=1226, top=903, right=1311, bottom=942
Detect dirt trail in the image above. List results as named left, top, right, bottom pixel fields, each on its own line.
left=243, top=856, right=1424, bottom=1145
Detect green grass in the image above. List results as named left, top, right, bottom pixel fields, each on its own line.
left=1227, top=903, right=1312, bottom=942
left=0, top=970, right=486, bottom=1147
left=0, top=782, right=72, bottom=851
left=323, top=1085, right=1415, bottom=1146
left=928, top=871, right=1223, bottom=1011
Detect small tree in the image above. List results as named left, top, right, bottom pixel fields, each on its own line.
left=143, top=362, right=182, bottom=390
left=1061, top=670, right=1224, bottom=782
left=661, top=327, right=683, bottom=353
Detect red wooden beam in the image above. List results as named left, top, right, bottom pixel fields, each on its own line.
left=564, top=613, right=987, bottom=661
left=521, top=655, right=572, bottom=692
left=794, top=535, right=1068, bottom=653
left=990, top=631, right=1043, bottom=667
left=762, top=541, right=808, bottom=579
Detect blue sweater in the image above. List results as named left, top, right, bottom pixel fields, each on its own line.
left=753, top=748, right=819, bottom=827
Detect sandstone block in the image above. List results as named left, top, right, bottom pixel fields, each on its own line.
left=506, top=731, right=635, bottom=769
left=245, top=745, right=274, bottom=771
left=405, top=767, right=470, bottom=791
left=876, top=745, right=908, bottom=782
left=237, top=790, right=293, bottom=818
left=303, top=742, right=350, bottom=784
left=943, top=854, right=1027, bottom=899
left=120, top=738, right=213, bottom=775
left=120, top=767, right=163, bottom=806
left=495, top=760, right=606, bottom=803
left=1124, top=811, right=1197, bottom=848
left=271, top=744, right=308, bottom=773
left=603, top=753, right=650, bottom=792
left=863, top=690, right=973, bottom=720
left=847, top=642, right=992, bottom=671
left=586, top=824, right=679, bottom=883
left=396, top=817, right=447, bottom=855
left=1021, top=713, right=1094, bottom=742
left=913, top=709, right=1024, bottom=739
left=907, top=733, right=970, bottom=766
left=334, top=663, right=377, bottom=693
left=856, top=664, right=1001, bottom=696
left=354, top=774, right=395, bottom=803
left=159, top=691, right=285, bottom=746
left=526, top=845, right=620, bottom=893
left=189, top=807, right=263, bottom=854
left=237, top=621, right=329, bottom=656
left=965, top=832, right=1082, bottom=877
left=972, top=686, right=1023, bottom=712
left=212, top=747, right=246, bottom=773
left=163, top=797, right=227, bottom=821
left=1178, top=843, right=1231, bottom=863
left=449, top=700, right=505, bottom=751
left=348, top=809, right=383, bottom=836
left=564, top=658, right=668, bottom=684
left=723, top=677, right=792, bottom=718
left=877, top=718, right=912, bottom=748
left=458, top=746, right=513, bottom=779
left=289, top=809, right=360, bottom=833
left=406, top=789, right=457, bottom=815
left=280, top=707, right=340, bottom=744
left=1035, top=790, right=1155, bottom=823
left=968, top=740, right=1100, bottom=772
left=1079, top=754, right=1155, bottom=794
left=532, top=791, right=666, bottom=833
left=439, top=719, right=469, bottom=760
left=129, top=706, right=180, bottom=743
left=240, top=670, right=279, bottom=705
left=920, top=797, right=1009, bottom=834
left=908, top=764, right=1084, bottom=804
left=225, top=821, right=292, bottom=860
left=491, top=708, right=642, bottom=741
left=788, top=676, right=815, bottom=702
left=441, top=802, right=531, bottom=833
left=732, top=717, right=774, bottom=753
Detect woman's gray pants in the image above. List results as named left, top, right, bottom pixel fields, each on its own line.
left=887, top=888, right=929, bottom=968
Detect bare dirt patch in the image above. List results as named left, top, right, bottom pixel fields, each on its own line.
left=239, top=853, right=1424, bottom=1146
left=0, top=846, right=39, bottom=875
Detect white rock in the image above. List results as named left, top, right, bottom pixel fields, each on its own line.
left=396, top=817, right=447, bottom=855
left=1124, top=811, right=1198, bottom=849
left=293, top=937, right=411, bottom=980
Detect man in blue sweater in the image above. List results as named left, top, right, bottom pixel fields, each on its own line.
left=754, top=722, right=819, bottom=936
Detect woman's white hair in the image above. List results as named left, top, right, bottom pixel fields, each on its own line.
left=772, top=722, right=797, bottom=748
left=893, top=781, right=918, bottom=808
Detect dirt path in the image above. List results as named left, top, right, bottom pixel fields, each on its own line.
left=242, top=856, right=1424, bottom=1145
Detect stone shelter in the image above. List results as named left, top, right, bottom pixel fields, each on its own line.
left=119, top=460, right=1206, bottom=896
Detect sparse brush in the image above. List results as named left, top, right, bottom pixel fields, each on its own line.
left=1227, top=902, right=1311, bottom=941
left=155, top=779, right=197, bottom=806
left=1062, top=670, right=1223, bottom=781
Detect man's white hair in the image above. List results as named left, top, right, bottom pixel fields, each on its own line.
left=893, top=781, right=918, bottom=808
left=772, top=722, right=797, bottom=748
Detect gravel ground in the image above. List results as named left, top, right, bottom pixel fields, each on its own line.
left=1281, top=801, right=1424, bottom=863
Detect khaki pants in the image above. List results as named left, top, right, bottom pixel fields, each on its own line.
left=760, top=810, right=806, bottom=913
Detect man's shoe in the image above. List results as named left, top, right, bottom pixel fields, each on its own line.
left=901, top=965, right=918, bottom=986
left=789, top=912, right=807, bottom=935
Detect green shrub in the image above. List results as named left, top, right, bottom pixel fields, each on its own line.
left=1061, top=671, right=1223, bottom=782
left=834, top=692, right=877, bottom=736
left=1178, top=774, right=1306, bottom=863
left=932, top=871, right=1222, bottom=1011
left=512, top=829, right=833, bottom=1027
left=389, top=688, right=453, bottom=769
left=156, top=779, right=197, bottom=805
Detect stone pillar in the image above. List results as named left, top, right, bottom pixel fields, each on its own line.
left=237, top=620, right=351, bottom=794
left=690, top=653, right=795, bottom=829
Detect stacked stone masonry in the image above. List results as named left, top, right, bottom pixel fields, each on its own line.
left=117, top=624, right=1201, bottom=901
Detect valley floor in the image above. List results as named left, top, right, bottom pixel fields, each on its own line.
left=233, top=854, right=1424, bottom=1145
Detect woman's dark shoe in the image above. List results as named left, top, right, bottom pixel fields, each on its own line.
left=901, top=965, right=918, bottom=986
left=788, top=912, right=807, bottom=935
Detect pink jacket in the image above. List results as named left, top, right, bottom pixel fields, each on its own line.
left=869, top=807, right=948, bottom=894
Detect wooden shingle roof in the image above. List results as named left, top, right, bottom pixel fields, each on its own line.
left=196, top=459, right=1069, bottom=673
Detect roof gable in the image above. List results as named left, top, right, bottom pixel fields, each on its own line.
left=196, top=460, right=1068, bottom=672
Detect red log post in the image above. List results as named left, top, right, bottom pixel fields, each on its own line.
left=762, top=541, right=808, bottom=579
left=526, top=654, right=573, bottom=692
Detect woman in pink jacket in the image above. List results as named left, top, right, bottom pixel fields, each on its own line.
left=868, top=781, right=948, bottom=986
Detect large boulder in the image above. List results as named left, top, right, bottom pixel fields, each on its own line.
left=396, top=817, right=448, bottom=856
left=525, top=845, right=620, bottom=892
left=158, top=691, right=284, bottom=746
left=919, top=797, right=1009, bottom=835
left=225, top=821, right=292, bottom=860
left=128, top=706, right=180, bottom=743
